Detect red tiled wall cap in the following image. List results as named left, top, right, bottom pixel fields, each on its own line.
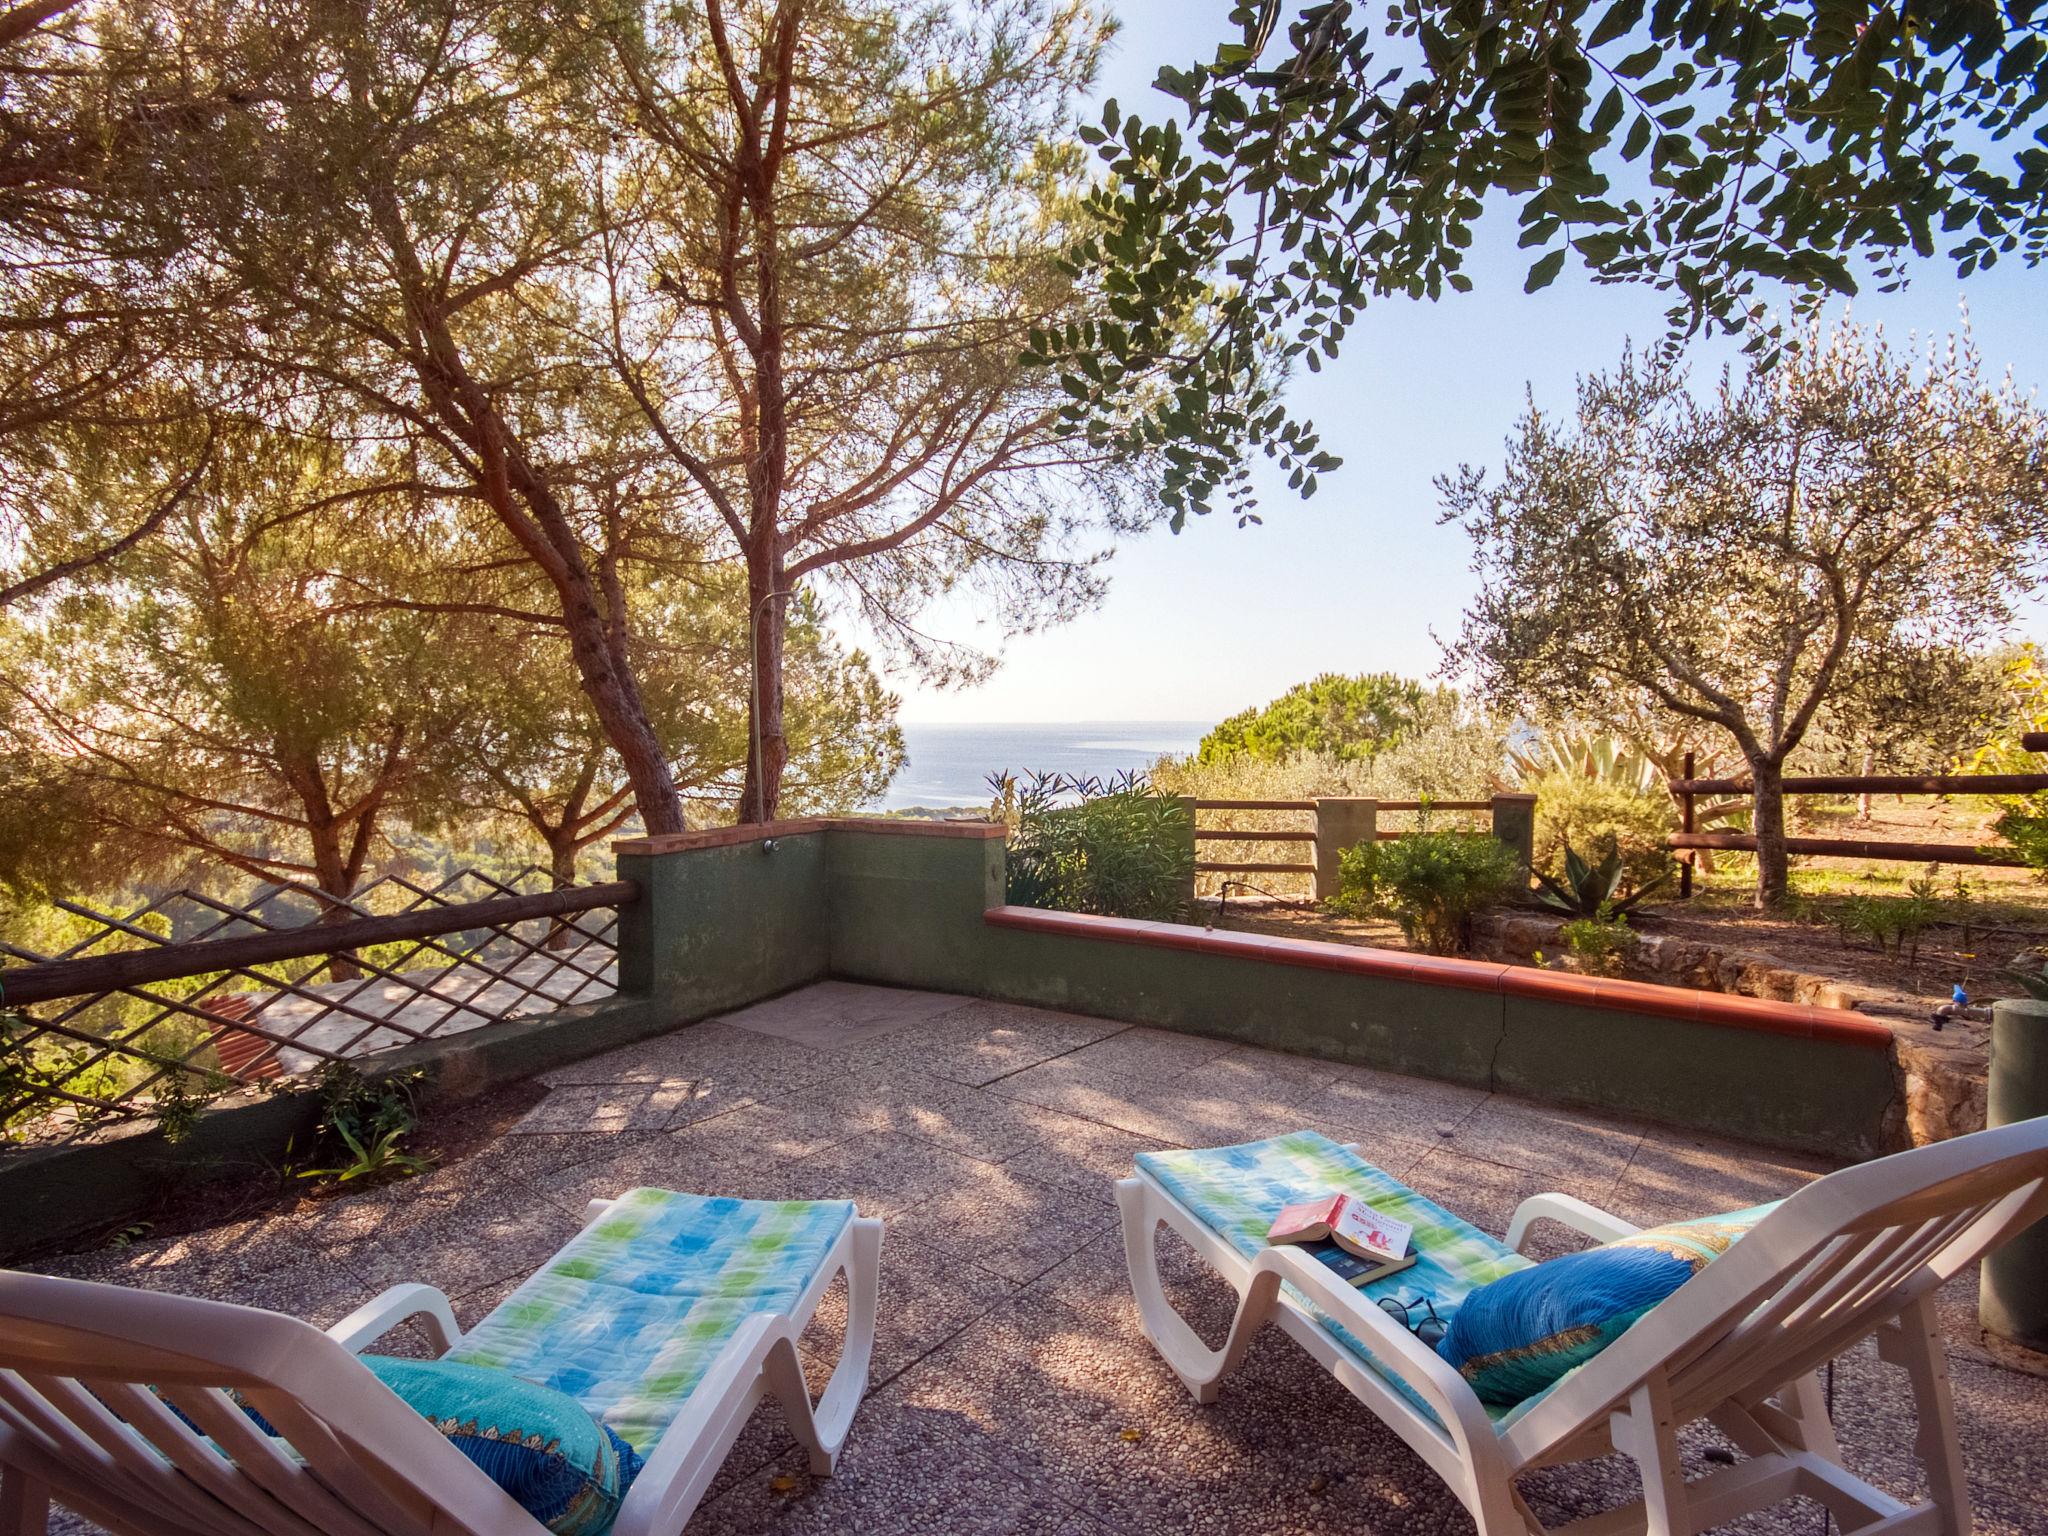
left=983, top=905, right=1894, bottom=1051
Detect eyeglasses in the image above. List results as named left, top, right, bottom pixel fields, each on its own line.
left=1377, top=1294, right=1448, bottom=1346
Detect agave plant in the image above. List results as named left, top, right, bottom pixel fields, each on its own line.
left=2001, top=955, right=2048, bottom=1001
left=1509, top=729, right=1666, bottom=796
left=1530, top=841, right=1669, bottom=920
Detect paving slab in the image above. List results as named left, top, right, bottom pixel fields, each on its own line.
left=22, top=980, right=2047, bottom=1536
left=718, top=980, right=969, bottom=1048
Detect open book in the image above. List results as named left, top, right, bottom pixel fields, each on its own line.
left=1268, top=1193, right=1417, bottom=1287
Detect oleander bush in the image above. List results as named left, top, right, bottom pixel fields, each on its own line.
left=992, top=771, right=1194, bottom=922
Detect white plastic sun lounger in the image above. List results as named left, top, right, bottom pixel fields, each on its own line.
left=0, top=1187, right=883, bottom=1536
left=1119, top=1121, right=2048, bottom=1536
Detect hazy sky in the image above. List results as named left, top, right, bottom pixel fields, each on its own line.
left=863, top=0, right=2048, bottom=726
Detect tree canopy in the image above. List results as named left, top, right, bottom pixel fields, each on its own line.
left=7, top=0, right=1140, bottom=830
left=1198, top=672, right=1429, bottom=762
left=1043, top=0, right=2048, bottom=524
left=1444, top=317, right=2048, bottom=905
left=590, top=0, right=1157, bottom=817
left=1, top=429, right=458, bottom=928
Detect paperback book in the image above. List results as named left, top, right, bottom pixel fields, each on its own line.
left=1268, top=1193, right=1417, bottom=1288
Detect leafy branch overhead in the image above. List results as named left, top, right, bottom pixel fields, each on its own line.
left=1045, top=0, right=2048, bottom=522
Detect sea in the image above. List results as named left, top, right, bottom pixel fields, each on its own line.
left=869, top=721, right=1209, bottom=813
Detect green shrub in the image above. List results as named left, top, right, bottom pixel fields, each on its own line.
left=1528, top=772, right=1676, bottom=898
left=1559, top=915, right=1637, bottom=975
left=1993, top=801, right=2048, bottom=872
left=293, top=1063, right=435, bottom=1187
left=1198, top=673, right=1426, bottom=764
left=995, top=772, right=1194, bottom=922
left=1834, top=872, right=1945, bottom=961
left=1328, top=829, right=1520, bottom=954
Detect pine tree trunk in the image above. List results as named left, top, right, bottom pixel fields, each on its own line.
left=545, top=838, right=578, bottom=951
left=308, top=825, right=362, bottom=982
left=1751, top=760, right=1791, bottom=910
left=739, top=563, right=789, bottom=824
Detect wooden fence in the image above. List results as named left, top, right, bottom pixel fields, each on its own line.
left=1, top=874, right=636, bottom=1143
left=1667, top=749, right=2048, bottom=894
left=1191, top=795, right=1528, bottom=900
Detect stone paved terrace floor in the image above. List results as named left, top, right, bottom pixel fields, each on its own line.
left=23, top=981, right=2048, bottom=1535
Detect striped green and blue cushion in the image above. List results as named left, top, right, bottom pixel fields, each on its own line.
left=1136, top=1130, right=1534, bottom=1424
left=448, top=1188, right=855, bottom=1456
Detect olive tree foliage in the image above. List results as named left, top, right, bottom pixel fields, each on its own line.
left=1444, top=318, right=2048, bottom=907
left=585, top=0, right=1161, bottom=820
left=1040, top=0, right=2048, bottom=524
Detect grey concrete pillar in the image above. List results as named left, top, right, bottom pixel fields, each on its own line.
left=1314, top=798, right=1377, bottom=902
left=1982, top=998, right=2048, bottom=1351
left=1491, top=793, right=1537, bottom=876
left=1174, top=796, right=1198, bottom=914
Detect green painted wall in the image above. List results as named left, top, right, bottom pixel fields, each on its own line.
left=977, top=924, right=1504, bottom=1087
left=0, top=1089, right=318, bottom=1260
left=1491, top=997, right=1895, bottom=1156
left=4, top=818, right=1905, bottom=1260
left=618, top=831, right=830, bottom=1011
left=814, top=825, right=1896, bottom=1157
left=826, top=829, right=1003, bottom=994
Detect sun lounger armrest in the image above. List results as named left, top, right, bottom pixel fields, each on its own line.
left=325, top=1284, right=463, bottom=1357
left=1250, top=1245, right=1500, bottom=1454
left=1504, top=1193, right=1640, bottom=1254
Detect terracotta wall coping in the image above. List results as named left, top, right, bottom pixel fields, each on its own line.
left=983, top=905, right=1895, bottom=1051
left=616, top=816, right=1004, bottom=857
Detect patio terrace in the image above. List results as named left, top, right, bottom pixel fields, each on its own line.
left=23, top=981, right=2048, bottom=1536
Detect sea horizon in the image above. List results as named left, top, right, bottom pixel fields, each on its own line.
left=867, top=719, right=1210, bottom=812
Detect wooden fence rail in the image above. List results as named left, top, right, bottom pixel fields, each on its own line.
left=1669, top=773, right=2048, bottom=797
left=1, top=882, right=639, bottom=1007
left=1666, top=834, right=2024, bottom=868
left=1668, top=755, right=2048, bottom=892
left=1188, top=795, right=1530, bottom=898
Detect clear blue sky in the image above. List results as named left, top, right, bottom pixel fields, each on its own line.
left=873, top=0, right=2048, bottom=726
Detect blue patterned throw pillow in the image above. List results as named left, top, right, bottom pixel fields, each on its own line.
left=361, top=1356, right=641, bottom=1535
left=1435, top=1203, right=1778, bottom=1408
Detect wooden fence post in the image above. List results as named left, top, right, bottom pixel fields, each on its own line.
left=1679, top=750, right=1694, bottom=899
left=1313, top=799, right=1377, bottom=903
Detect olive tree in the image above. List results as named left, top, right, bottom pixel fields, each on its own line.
left=1046, top=1, right=2048, bottom=523
left=1444, top=319, right=2048, bottom=907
